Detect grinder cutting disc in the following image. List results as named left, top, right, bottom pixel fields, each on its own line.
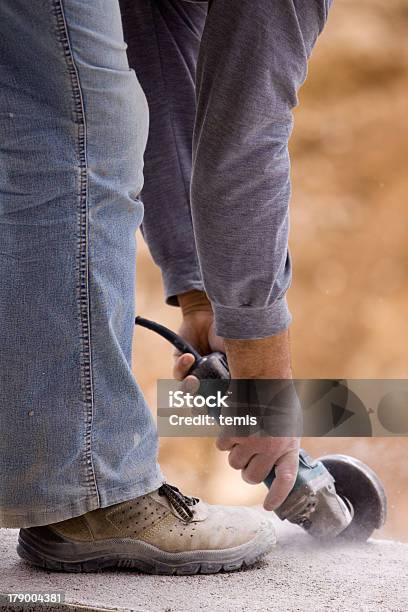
left=318, top=454, right=387, bottom=542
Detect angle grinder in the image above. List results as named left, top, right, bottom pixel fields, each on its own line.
left=136, top=316, right=387, bottom=541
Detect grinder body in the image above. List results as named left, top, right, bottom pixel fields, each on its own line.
left=265, top=450, right=353, bottom=538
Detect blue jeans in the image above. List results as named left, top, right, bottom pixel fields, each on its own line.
left=0, top=0, right=163, bottom=528
left=0, top=0, right=330, bottom=528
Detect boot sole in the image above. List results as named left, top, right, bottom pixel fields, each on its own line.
left=17, top=526, right=276, bottom=575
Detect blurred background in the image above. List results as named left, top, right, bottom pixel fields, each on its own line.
left=133, top=0, right=408, bottom=541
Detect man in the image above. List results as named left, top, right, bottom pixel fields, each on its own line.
left=0, top=0, right=330, bottom=573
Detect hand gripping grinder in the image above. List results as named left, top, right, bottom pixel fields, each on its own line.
left=136, top=316, right=387, bottom=541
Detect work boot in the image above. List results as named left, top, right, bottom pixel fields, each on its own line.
left=17, top=483, right=276, bottom=574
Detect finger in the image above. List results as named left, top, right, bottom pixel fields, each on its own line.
left=242, top=453, right=277, bottom=485
left=180, top=375, right=200, bottom=394
left=263, top=449, right=299, bottom=511
left=228, top=445, right=255, bottom=471
left=173, top=353, right=195, bottom=381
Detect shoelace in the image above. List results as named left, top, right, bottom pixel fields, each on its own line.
left=158, top=483, right=199, bottom=523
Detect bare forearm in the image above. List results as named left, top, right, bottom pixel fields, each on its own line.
left=224, top=332, right=292, bottom=379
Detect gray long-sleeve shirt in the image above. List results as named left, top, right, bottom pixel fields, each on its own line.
left=120, top=0, right=331, bottom=338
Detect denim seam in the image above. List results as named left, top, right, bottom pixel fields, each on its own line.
left=51, top=0, right=99, bottom=505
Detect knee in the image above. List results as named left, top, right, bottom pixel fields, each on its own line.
left=85, top=70, right=149, bottom=199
